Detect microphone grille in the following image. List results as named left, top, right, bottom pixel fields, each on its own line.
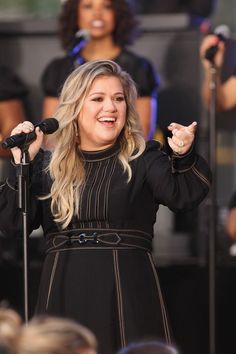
left=75, top=29, right=90, bottom=42
left=214, top=24, right=231, bottom=40
left=39, top=118, right=59, bottom=134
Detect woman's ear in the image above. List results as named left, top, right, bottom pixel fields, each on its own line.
left=73, top=120, right=79, bottom=137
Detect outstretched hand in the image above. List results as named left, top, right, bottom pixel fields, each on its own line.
left=167, top=121, right=197, bottom=155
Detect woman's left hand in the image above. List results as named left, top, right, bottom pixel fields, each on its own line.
left=167, top=121, right=197, bottom=155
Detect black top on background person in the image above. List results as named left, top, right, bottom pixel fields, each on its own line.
left=0, top=60, right=211, bottom=354
left=0, top=66, right=27, bottom=160
left=42, top=49, right=157, bottom=107
left=41, top=0, right=158, bottom=140
left=0, top=67, right=28, bottom=101
left=137, top=0, right=215, bottom=17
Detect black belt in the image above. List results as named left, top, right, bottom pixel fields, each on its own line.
left=45, top=228, right=152, bottom=253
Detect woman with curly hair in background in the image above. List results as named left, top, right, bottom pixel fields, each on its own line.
left=41, top=0, right=158, bottom=142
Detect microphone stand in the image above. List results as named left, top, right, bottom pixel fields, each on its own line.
left=208, top=61, right=217, bottom=354
left=18, top=144, right=31, bottom=323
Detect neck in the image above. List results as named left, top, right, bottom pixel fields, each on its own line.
left=81, top=37, right=121, bottom=61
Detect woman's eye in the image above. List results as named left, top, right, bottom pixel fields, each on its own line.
left=92, top=97, right=103, bottom=102
left=115, top=96, right=125, bottom=102
left=104, top=4, right=113, bottom=10
left=81, top=2, right=92, bottom=10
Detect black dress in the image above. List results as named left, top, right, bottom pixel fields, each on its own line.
left=0, top=140, right=211, bottom=354
left=41, top=49, right=158, bottom=99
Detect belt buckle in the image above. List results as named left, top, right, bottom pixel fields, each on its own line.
left=78, top=233, right=86, bottom=244
left=78, top=232, right=98, bottom=244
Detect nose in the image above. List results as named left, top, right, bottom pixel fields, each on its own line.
left=93, top=5, right=103, bottom=16
left=103, top=98, right=117, bottom=112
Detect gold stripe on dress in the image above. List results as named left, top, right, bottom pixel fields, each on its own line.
left=113, top=250, right=126, bottom=347
left=192, top=165, right=211, bottom=187
left=46, top=251, right=59, bottom=310
left=148, top=253, right=172, bottom=344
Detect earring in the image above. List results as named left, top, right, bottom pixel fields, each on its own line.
left=128, top=125, right=132, bottom=136
left=73, top=121, right=79, bottom=137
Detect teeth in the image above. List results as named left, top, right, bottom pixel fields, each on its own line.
left=91, top=20, right=104, bottom=28
left=99, top=117, right=115, bottom=122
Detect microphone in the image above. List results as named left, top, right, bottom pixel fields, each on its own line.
left=1, top=118, right=59, bottom=149
left=69, top=29, right=90, bottom=58
left=205, top=24, right=230, bottom=63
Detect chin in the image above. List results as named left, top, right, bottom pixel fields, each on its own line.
left=98, top=136, right=117, bottom=147
left=99, top=131, right=117, bottom=140
left=90, top=30, right=107, bottom=38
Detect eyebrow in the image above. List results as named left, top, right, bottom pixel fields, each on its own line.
left=88, top=91, right=124, bottom=97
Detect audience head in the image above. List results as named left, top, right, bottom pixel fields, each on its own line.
left=58, top=0, right=139, bottom=51
left=16, top=315, right=97, bottom=354
left=117, top=340, right=181, bottom=354
left=0, top=307, right=22, bottom=354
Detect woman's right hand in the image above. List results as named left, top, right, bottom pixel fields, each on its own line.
left=200, top=34, right=225, bottom=70
left=10, top=121, right=44, bottom=164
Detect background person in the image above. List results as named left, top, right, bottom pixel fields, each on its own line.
left=200, top=32, right=236, bottom=111
left=225, top=190, right=236, bottom=242
left=200, top=31, right=236, bottom=253
left=0, top=66, right=27, bottom=179
left=0, top=60, right=211, bottom=354
left=0, top=66, right=27, bottom=258
left=117, top=340, right=181, bottom=354
left=0, top=307, right=22, bottom=354
left=41, top=0, right=158, bottom=141
left=16, top=316, right=97, bottom=354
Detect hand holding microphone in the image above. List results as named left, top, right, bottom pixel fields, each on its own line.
left=200, top=25, right=230, bottom=68
left=3, top=118, right=59, bottom=164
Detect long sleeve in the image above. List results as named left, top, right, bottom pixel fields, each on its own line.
left=0, top=150, right=50, bottom=238
left=142, top=140, right=211, bottom=212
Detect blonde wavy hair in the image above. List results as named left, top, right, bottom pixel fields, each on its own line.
left=47, top=59, right=146, bottom=229
left=16, top=316, right=97, bottom=354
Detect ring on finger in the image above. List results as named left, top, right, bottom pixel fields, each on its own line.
left=178, top=147, right=182, bottom=154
